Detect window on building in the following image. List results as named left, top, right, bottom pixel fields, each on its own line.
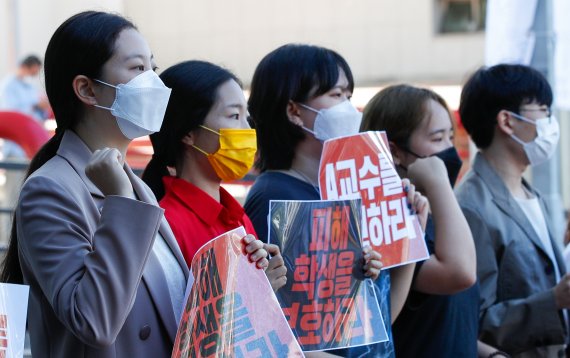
left=436, top=0, right=487, bottom=33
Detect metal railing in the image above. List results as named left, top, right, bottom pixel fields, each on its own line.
left=0, top=160, right=30, bottom=356
left=0, top=160, right=28, bottom=253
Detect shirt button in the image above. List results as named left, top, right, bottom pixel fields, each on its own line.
left=139, top=325, right=151, bottom=340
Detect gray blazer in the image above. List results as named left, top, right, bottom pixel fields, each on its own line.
left=456, top=153, right=566, bottom=355
left=17, top=130, right=189, bottom=357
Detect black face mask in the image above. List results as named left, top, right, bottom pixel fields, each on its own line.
left=400, top=146, right=463, bottom=187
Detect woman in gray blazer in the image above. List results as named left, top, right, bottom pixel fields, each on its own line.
left=1, top=10, right=188, bottom=358
left=0, top=11, right=267, bottom=357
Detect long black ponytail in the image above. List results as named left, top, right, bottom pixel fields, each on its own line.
left=0, top=11, right=136, bottom=283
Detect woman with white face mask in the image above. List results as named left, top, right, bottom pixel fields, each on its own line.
left=1, top=11, right=189, bottom=357
left=456, top=64, right=568, bottom=357
left=244, top=44, right=429, bottom=357
left=142, top=61, right=278, bottom=290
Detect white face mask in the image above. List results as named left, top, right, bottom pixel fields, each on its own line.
left=509, top=111, right=560, bottom=166
left=298, top=100, right=362, bottom=141
left=95, top=70, right=172, bottom=139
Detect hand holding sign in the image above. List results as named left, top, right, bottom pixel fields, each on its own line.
left=172, top=227, right=303, bottom=358
left=362, top=246, right=382, bottom=280
left=269, top=199, right=388, bottom=351
left=265, top=244, right=288, bottom=291
left=241, top=234, right=269, bottom=269
left=319, top=131, right=429, bottom=269
left=402, top=178, right=429, bottom=232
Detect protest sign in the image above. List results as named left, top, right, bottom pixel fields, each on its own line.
left=0, top=283, right=29, bottom=358
left=269, top=199, right=387, bottom=352
left=172, top=226, right=303, bottom=358
left=319, top=131, right=429, bottom=269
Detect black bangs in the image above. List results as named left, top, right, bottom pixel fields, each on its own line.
left=490, top=64, right=553, bottom=110
left=460, top=63, right=553, bottom=149
left=248, top=43, right=354, bottom=172
left=291, top=46, right=355, bottom=102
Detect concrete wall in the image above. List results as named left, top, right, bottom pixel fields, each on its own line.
left=1, top=0, right=485, bottom=86
left=0, top=0, right=122, bottom=78
left=124, top=0, right=485, bottom=86
left=0, top=0, right=566, bottom=211
left=0, top=0, right=18, bottom=74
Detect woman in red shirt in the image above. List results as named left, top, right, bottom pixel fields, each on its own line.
left=142, top=60, right=286, bottom=290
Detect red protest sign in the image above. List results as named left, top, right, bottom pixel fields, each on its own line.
left=319, top=131, right=429, bottom=269
left=269, top=199, right=388, bottom=352
left=0, top=314, right=6, bottom=353
left=172, top=227, right=303, bottom=358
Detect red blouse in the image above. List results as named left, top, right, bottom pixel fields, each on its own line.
left=160, top=176, right=258, bottom=267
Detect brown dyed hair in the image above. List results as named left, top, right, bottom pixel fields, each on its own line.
left=361, top=84, right=453, bottom=148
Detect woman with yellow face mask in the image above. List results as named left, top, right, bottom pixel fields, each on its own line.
left=143, top=60, right=286, bottom=291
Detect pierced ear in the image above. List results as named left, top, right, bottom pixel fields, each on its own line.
left=389, top=141, right=404, bottom=165
left=72, top=75, right=98, bottom=106
left=181, top=131, right=196, bottom=146
left=286, top=100, right=304, bottom=126
left=496, top=109, right=515, bottom=135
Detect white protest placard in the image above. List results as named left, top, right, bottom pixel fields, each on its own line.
left=0, top=283, right=29, bottom=358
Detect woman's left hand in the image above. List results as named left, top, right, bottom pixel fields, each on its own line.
left=402, top=178, right=430, bottom=231
left=241, top=234, right=269, bottom=269
left=363, top=246, right=383, bottom=280
left=264, top=244, right=287, bottom=292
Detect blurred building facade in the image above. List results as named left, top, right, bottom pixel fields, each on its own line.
left=0, top=0, right=567, bottom=212
left=1, top=0, right=485, bottom=90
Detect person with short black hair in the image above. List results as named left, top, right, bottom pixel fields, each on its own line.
left=244, top=43, right=428, bottom=357
left=456, top=64, right=568, bottom=357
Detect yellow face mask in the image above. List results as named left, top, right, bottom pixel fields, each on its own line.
left=192, top=125, right=257, bottom=181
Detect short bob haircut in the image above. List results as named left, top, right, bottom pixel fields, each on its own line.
left=459, top=64, right=552, bottom=149
left=248, top=43, right=354, bottom=172
left=361, top=84, right=452, bottom=149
